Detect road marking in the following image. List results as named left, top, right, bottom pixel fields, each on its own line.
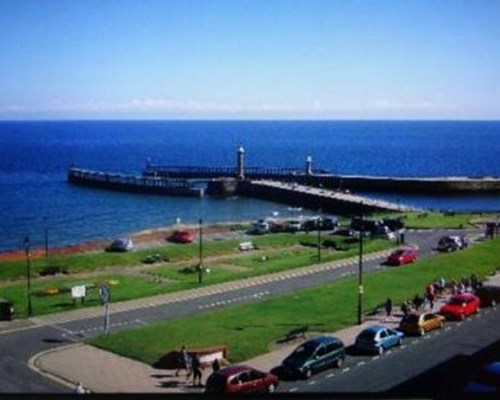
left=357, top=361, right=366, bottom=367
left=372, top=356, right=380, bottom=360
left=342, top=367, right=350, bottom=373
left=326, top=373, right=335, bottom=378
left=400, top=345, right=407, bottom=349
left=289, top=388, right=298, bottom=392
left=308, top=380, right=316, bottom=385
left=445, top=327, right=451, bottom=331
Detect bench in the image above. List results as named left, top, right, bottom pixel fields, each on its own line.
left=284, top=325, right=308, bottom=341
left=239, top=241, right=255, bottom=251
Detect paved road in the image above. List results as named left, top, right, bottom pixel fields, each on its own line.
left=278, top=306, right=500, bottom=396
left=0, top=228, right=481, bottom=392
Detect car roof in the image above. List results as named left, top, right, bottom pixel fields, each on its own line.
left=304, top=335, right=342, bottom=346
left=452, top=293, right=477, bottom=300
left=214, top=365, right=254, bottom=377
left=362, top=325, right=387, bottom=333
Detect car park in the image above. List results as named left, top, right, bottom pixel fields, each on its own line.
left=386, top=248, right=417, bottom=266
left=279, top=335, right=346, bottom=379
left=399, top=312, right=445, bottom=336
left=474, top=285, right=500, bottom=307
left=355, top=325, right=404, bottom=355
left=304, top=217, right=338, bottom=231
left=168, top=230, right=194, bottom=244
left=437, top=235, right=467, bottom=252
left=205, top=365, right=278, bottom=393
left=464, top=361, right=500, bottom=393
left=439, top=293, right=480, bottom=320
left=106, top=237, right=134, bottom=252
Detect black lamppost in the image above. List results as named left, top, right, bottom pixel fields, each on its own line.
left=317, top=215, right=323, bottom=263
left=198, top=218, right=204, bottom=284
left=357, top=203, right=364, bottom=325
left=24, top=235, right=33, bottom=316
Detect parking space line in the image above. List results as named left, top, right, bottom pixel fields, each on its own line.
left=326, top=373, right=335, bottom=378
left=307, top=380, right=316, bottom=385
left=342, top=367, right=350, bottom=373
left=289, top=388, right=298, bottom=392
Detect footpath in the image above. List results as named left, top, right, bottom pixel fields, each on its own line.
left=28, top=272, right=500, bottom=394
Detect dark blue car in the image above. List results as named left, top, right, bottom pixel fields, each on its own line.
left=279, top=335, right=346, bottom=379
left=355, top=325, right=404, bottom=355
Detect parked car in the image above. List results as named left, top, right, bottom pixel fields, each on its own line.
left=249, top=220, right=270, bottom=235
left=437, top=235, right=468, bottom=252
left=304, top=217, right=338, bottom=231
left=355, top=325, right=404, bottom=355
left=399, top=312, right=445, bottom=336
left=475, top=285, right=500, bottom=307
left=205, top=365, right=278, bottom=393
left=439, top=293, right=480, bottom=320
left=386, top=248, right=417, bottom=266
left=279, top=335, right=346, bottom=379
left=106, top=237, right=134, bottom=252
left=382, top=217, right=405, bottom=232
left=286, top=219, right=304, bottom=232
left=464, top=361, right=500, bottom=393
left=168, top=230, right=194, bottom=244
left=332, top=227, right=354, bottom=237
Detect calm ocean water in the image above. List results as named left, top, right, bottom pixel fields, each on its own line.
left=0, top=120, right=499, bottom=252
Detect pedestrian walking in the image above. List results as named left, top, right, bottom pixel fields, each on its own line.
left=401, top=300, right=410, bottom=316
left=384, top=298, right=393, bottom=320
left=212, top=358, right=221, bottom=373
left=192, top=353, right=203, bottom=387
left=426, top=292, right=435, bottom=310
left=175, top=345, right=192, bottom=381
left=413, top=294, right=424, bottom=311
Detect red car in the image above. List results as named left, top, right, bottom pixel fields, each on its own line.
left=386, top=248, right=417, bottom=266
left=168, top=230, right=194, bottom=244
left=439, top=293, right=480, bottom=320
left=205, top=365, right=279, bottom=393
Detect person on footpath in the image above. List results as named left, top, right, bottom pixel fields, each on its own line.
left=384, top=298, right=393, bottom=320
left=175, top=345, right=192, bottom=381
left=212, top=358, right=221, bottom=374
left=191, top=353, right=203, bottom=387
left=401, top=300, right=410, bottom=317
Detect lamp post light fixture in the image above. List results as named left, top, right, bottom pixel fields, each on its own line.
left=357, top=203, right=364, bottom=325
left=23, top=235, right=33, bottom=316
left=198, top=218, right=204, bottom=284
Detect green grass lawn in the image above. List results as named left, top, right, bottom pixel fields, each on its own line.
left=0, top=235, right=392, bottom=318
left=89, top=237, right=500, bottom=366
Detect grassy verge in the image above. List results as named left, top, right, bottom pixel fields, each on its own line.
left=89, top=237, right=500, bottom=366
left=0, top=237, right=392, bottom=318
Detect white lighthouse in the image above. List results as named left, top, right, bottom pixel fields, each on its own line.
left=306, top=155, right=313, bottom=175
left=237, top=145, right=245, bottom=179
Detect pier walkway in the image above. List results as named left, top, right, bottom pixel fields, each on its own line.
left=238, top=180, right=422, bottom=214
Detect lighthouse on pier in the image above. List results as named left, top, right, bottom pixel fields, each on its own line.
left=236, top=145, right=245, bottom=179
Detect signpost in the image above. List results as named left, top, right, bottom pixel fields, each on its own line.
left=99, top=286, right=110, bottom=335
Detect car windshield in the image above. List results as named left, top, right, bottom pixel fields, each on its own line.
left=392, top=250, right=404, bottom=256
left=402, top=314, right=419, bottom=323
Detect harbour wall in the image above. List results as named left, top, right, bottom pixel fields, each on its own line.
left=234, top=180, right=421, bottom=216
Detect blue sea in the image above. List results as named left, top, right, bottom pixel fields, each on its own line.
left=0, top=120, right=499, bottom=252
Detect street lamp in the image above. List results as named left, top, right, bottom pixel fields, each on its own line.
left=357, top=203, right=364, bottom=325
left=198, top=218, right=204, bottom=284
left=23, top=235, right=33, bottom=316
left=317, top=214, right=323, bottom=263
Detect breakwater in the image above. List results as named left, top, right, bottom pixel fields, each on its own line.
left=235, top=179, right=421, bottom=215
left=68, top=167, right=204, bottom=197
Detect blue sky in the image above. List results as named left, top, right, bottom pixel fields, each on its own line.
left=0, top=0, right=499, bottom=120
